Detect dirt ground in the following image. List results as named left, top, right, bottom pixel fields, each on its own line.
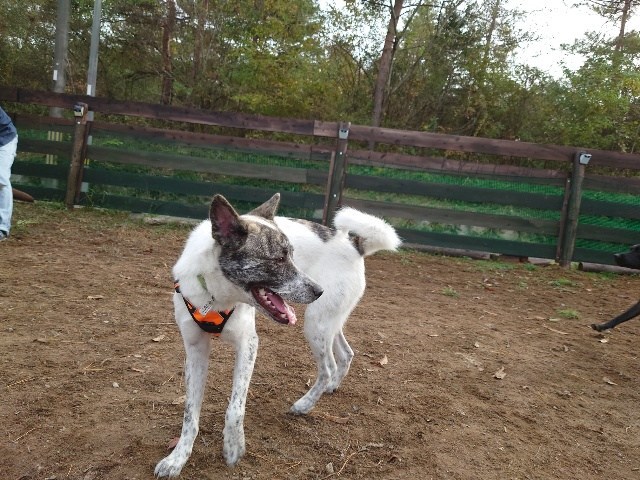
left=1, top=201, right=639, bottom=480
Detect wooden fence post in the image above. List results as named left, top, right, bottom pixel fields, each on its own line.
left=64, top=102, right=89, bottom=209
left=322, top=121, right=350, bottom=226
left=556, top=151, right=591, bottom=266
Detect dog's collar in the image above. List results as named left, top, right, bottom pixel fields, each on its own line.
left=174, top=280, right=234, bottom=335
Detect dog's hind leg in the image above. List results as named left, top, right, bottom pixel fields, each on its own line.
left=291, top=274, right=364, bottom=415
left=591, top=300, right=640, bottom=331
left=290, top=329, right=333, bottom=415
left=290, top=302, right=336, bottom=415
left=325, top=330, right=354, bottom=393
left=290, top=306, right=353, bottom=414
left=155, top=314, right=211, bottom=478
left=220, top=305, right=259, bottom=466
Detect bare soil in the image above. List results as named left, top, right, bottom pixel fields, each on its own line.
left=1, top=202, right=639, bottom=480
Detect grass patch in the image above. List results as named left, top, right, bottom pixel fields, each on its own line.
left=550, top=278, right=578, bottom=288
left=472, top=260, right=518, bottom=273
left=557, top=308, right=579, bottom=320
left=442, top=286, right=459, bottom=298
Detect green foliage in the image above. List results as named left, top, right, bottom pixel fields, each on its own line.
left=442, top=286, right=459, bottom=297
left=549, top=278, right=578, bottom=288
left=472, top=260, right=517, bottom=272
left=0, top=0, right=639, bottom=152
left=544, top=33, right=640, bottom=151
left=557, top=308, right=580, bottom=320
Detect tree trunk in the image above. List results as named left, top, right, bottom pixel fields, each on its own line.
left=473, top=0, right=501, bottom=137
left=161, top=0, right=176, bottom=105
left=192, top=0, right=209, bottom=83
left=614, top=0, right=632, bottom=52
left=371, top=0, right=404, bottom=132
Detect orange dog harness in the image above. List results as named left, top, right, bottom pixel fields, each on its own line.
left=174, top=281, right=234, bottom=335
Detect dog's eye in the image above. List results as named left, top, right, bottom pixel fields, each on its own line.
left=276, top=249, right=289, bottom=263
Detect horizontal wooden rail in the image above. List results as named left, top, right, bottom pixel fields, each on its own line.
left=348, top=125, right=577, bottom=162
left=345, top=174, right=564, bottom=211
left=86, top=145, right=328, bottom=185
left=90, top=121, right=333, bottom=161
left=349, top=148, right=570, bottom=177
left=82, top=168, right=324, bottom=209
left=5, top=88, right=323, bottom=137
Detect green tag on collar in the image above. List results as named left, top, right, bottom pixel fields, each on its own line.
left=197, top=274, right=207, bottom=291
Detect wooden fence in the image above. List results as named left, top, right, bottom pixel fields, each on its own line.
left=2, top=86, right=640, bottom=266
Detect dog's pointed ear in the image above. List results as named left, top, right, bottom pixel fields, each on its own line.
left=248, top=193, right=280, bottom=220
left=209, top=195, right=247, bottom=247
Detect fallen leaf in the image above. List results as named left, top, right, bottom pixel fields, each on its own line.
left=603, top=377, right=617, bottom=385
left=379, top=355, right=388, bottom=366
left=599, top=338, right=609, bottom=344
left=474, top=341, right=480, bottom=348
left=494, top=367, right=507, bottom=379
left=87, top=295, right=104, bottom=300
left=167, top=437, right=180, bottom=450
left=152, top=334, right=165, bottom=342
left=172, top=395, right=186, bottom=405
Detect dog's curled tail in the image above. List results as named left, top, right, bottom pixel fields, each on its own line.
left=334, top=207, right=401, bottom=256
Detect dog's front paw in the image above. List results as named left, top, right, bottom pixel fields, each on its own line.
left=223, top=424, right=246, bottom=466
left=155, top=452, right=187, bottom=478
left=289, top=399, right=313, bottom=415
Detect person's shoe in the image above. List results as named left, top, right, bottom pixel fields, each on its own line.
left=0, top=231, right=8, bottom=241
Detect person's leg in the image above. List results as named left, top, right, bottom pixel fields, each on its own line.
left=0, top=136, right=17, bottom=237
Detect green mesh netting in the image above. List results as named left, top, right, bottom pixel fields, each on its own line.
left=15, top=127, right=639, bottom=255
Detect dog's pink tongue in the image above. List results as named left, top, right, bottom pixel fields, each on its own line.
left=266, top=291, right=297, bottom=325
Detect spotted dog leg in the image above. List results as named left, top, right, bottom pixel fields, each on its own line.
left=221, top=306, right=259, bottom=466
left=155, top=316, right=211, bottom=478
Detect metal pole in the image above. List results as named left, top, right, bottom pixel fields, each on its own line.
left=45, top=0, right=70, bottom=188
left=82, top=0, right=101, bottom=196
left=86, top=0, right=102, bottom=110
left=51, top=0, right=70, bottom=117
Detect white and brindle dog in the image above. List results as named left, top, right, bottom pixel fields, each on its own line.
left=155, top=193, right=401, bottom=477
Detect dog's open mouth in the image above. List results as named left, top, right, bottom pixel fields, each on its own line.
left=251, top=286, right=297, bottom=325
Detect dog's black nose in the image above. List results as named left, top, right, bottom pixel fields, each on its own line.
left=313, top=285, right=324, bottom=300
